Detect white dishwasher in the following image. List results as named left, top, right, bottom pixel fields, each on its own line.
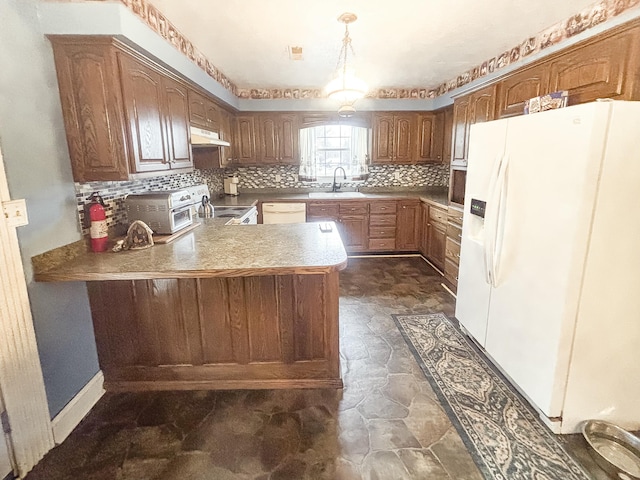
left=262, top=203, right=306, bottom=224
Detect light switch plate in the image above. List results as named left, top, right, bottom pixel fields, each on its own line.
left=3, top=199, right=29, bottom=227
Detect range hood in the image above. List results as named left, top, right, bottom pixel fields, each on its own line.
left=190, top=126, right=231, bottom=147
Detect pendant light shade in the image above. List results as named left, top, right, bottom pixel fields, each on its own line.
left=325, top=13, right=367, bottom=116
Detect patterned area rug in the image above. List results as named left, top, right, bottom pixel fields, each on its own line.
left=393, top=313, right=590, bottom=480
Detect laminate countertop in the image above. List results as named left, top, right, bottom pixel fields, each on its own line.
left=34, top=222, right=348, bottom=282
left=209, top=188, right=450, bottom=208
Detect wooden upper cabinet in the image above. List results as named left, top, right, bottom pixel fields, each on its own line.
left=254, top=113, right=299, bottom=165
left=394, top=114, right=415, bottom=163
left=497, top=65, right=550, bottom=118
left=187, top=90, right=208, bottom=128
left=188, top=89, right=222, bottom=132
left=163, top=77, right=192, bottom=169
left=118, top=53, right=170, bottom=173
left=372, top=113, right=394, bottom=163
left=442, top=106, right=454, bottom=163
left=451, top=97, right=470, bottom=166
left=50, top=39, right=129, bottom=181
left=50, top=36, right=193, bottom=181
left=451, top=84, right=497, bottom=167
left=416, top=112, right=445, bottom=163
left=548, top=26, right=640, bottom=105
left=233, top=115, right=257, bottom=164
left=257, top=116, right=279, bottom=164
left=372, top=113, right=417, bottom=164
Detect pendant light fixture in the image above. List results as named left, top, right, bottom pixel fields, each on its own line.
left=325, top=12, right=367, bottom=117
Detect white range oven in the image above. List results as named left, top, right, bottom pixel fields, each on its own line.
left=215, top=206, right=258, bottom=225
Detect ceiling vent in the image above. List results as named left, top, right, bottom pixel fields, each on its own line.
left=288, top=46, right=303, bottom=61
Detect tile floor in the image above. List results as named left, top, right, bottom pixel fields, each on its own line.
left=24, top=256, right=605, bottom=479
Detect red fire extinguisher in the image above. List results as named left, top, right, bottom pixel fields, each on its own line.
left=87, top=192, right=108, bottom=252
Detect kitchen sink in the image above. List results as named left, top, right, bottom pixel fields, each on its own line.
left=308, top=192, right=366, bottom=199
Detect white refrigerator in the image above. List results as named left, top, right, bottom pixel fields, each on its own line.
left=455, top=100, right=640, bottom=434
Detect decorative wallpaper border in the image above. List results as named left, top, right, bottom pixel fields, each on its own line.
left=113, top=0, right=639, bottom=100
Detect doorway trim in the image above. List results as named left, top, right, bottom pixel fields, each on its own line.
left=0, top=147, right=54, bottom=477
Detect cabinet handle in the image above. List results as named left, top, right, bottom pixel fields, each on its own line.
left=427, top=223, right=431, bottom=226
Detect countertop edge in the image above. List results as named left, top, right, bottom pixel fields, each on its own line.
left=34, top=255, right=349, bottom=282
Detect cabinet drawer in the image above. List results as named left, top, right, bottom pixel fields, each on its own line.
left=445, top=237, right=461, bottom=266
left=429, top=206, right=448, bottom=224
left=446, top=222, right=462, bottom=242
left=339, top=203, right=368, bottom=215
left=370, top=201, right=396, bottom=214
left=368, top=226, right=396, bottom=239
left=307, top=203, right=339, bottom=217
left=369, top=214, right=397, bottom=227
left=368, top=238, right=396, bottom=251
left=448, top=206, right=464, bottom=225
left=444, top=259, right=459, bottom=287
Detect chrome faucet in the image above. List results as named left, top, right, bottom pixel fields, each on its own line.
left=332, top=167, right=347, bottom=192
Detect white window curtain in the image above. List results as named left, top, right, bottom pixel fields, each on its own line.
left=298, top=125, right=370, bottom=182
left=298, top=128, right=317, bottom=182
left=350, top=126, right=370, bottom=181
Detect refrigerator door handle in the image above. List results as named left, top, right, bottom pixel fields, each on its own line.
left=491, top=154, right=510, bottom=287
left=484, top=154, right=505, bottom=286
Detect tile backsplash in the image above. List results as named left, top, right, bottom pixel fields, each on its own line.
left=74, top=163, right=448, bottom=235
left=226, top=164, right=449, bottom=190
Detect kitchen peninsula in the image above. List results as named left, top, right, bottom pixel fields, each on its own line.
left=34, top=222, right=347, bottom=391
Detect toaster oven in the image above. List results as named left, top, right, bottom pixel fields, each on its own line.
left=125, top=190, right=193, bottom=234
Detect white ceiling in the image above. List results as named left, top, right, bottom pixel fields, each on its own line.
left=147, top=0, right=599, bottom=91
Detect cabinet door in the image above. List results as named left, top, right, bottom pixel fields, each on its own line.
left=233, top=115, right=257, bottom=164
left=163, top=77, right=192, bottom=169
left=205, top=101, right=221, bottom=132
left=218, top=108, right=233, bottom=167
left=278, top=114, right=298, bottom=164
left=396, top=200, right=421, bottom=251
left=372, top=113, right=395, bottom=163
left=451, top=97, right=470, bottom=166
left=338, top=215, right=368, bottom=252
left=51, top=41, right=129, bottom=181
left=416, top=113, right=438, bottom=163
left=442, top=106, right=454, bottom=163
left=426, top=220, right=446, bottom=271
left=119, top=53, right=169, bottom=173
left=394, top=114, right=415, bottom=163
left=187, top=89, right=208, bottom=128
left=257, top=115, right=279, bottom=164
left=497, top=65, right=550, bottom=118
left=462, top=85, right=497, bottom=166
left=419, top=202, right=429, bottom=255
left=548, top=28, right=638, bottom=105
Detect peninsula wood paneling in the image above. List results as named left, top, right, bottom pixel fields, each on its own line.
left=87, top=272, right=341, bottom=390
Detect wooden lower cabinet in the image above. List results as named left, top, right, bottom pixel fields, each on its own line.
left=424, top=204, right=447, bottom=270
left=338, top=215, right=368, bottom=252
left=368, top=201, right=397, bottom=252
left=396, top=200, right=421, bottom=251
left=443, top=206, right=464, bottom=292
left=87, top=274, right=342, bottom=391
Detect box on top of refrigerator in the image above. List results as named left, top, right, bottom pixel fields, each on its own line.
left=524, top=90, right=568, bottom=114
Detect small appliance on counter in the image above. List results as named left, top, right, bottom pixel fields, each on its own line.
left=125, top=190, right=193, bottom=234
left=224, top=174, right=239, bottom=196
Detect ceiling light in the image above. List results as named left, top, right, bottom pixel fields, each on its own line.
left=325, top=13, right=367, bottom=117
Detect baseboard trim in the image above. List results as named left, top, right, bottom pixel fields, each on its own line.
left=51, top=371, right=104, bottom=445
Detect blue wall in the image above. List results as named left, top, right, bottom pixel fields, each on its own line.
left=0, top=0, right=100, bottom=417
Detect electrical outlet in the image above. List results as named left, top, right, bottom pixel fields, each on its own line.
left=3, top=199, right=29, bottom=227
left=394, top=171, right=401, bottom=181
left=275, top=174, right=282, bottom=182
